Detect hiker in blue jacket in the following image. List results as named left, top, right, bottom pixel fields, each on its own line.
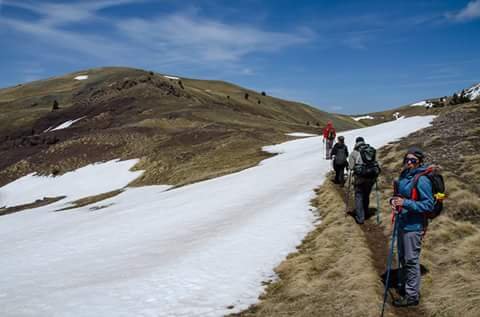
left=390, top=147, right=434, bottom=307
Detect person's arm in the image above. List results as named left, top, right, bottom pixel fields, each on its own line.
left=348, top=151, right=356, bottom=169
left=402, top=176, right=434, bottom=213
left=331, top=144, right=338, bottom=156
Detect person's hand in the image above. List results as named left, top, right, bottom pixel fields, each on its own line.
left=389, top=197, right=404, bottom=210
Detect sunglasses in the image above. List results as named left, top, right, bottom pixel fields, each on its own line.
left=404, top=157, right=418, bottom=164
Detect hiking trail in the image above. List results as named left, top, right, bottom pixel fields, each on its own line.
left=337, top=181, right=428, bottom=317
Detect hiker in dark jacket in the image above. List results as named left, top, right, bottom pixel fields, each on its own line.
left=390, top=147, right=434, bottom=307
left=331, top=136, right=349, bottom=185
left=347, top=137, right=377, bottom=224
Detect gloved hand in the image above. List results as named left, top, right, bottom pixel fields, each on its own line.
left=389, top=196, right=405, bottom=213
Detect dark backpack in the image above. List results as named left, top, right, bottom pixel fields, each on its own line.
left=327, top=129, right=335, bottom=140
left=411, top=166, right=446, bottom=219
left=334, top=145, right=347, bottom=166
left=354, top=144, right=381, bottom=179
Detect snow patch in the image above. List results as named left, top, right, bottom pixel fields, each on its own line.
left=352, top=115, right=374, bottom=121
left=45, top=117, right=85, bottom=132
left=286, top=132, right=318, bottom=137
left=74, top=75, right=88, bottom=80
left=164, top=75, right=180, bottom=80
left=462, top=83, right=480, bottom=100
left=0, top=116, right=436, bottom=317
left=0, top=159, right=144, bottom=208
left=393, top=112, right=404, bottom=120
left=410, top=100, right=433, bottom=108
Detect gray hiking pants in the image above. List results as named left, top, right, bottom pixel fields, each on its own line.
left=354, top=180, right=374, bottom=223
left=398, top=230, right=423, bottom=301
left=326, top=140, right=334, bottom=159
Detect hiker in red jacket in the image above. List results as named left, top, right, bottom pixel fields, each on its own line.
left=323, top=120, right=336, bottom=159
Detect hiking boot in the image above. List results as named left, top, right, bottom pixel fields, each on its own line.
left=392, top=296, right=419, bottom=307
left=346, top=211, right=364, bottom=224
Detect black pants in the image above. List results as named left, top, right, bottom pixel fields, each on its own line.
left=354, top=180, right=375, bottom=223
left=333, top=164, right=346, bottom=184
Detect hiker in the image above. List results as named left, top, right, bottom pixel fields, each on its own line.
left=331, top=135, right=349, bottom=185
left=347, top=137, right=380, bottom=224
left=322, top=120, right=336, bottom=159
left=389, top=147, right=434, bottom=307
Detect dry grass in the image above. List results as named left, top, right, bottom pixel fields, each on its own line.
left=0, top=196, right=65, bottom=216
left=56, top=189, right=124, bottom=211
left=374, top=103, right=480, bottom=317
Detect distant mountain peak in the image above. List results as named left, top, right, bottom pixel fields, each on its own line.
left=461, top=82, right=480, bottom=100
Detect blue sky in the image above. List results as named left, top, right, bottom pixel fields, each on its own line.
left=0, top=0, right=479, bottom=114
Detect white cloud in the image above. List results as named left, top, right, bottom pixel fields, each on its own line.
left=241, top=68, right=254, bottom=75
left=446, top=0, right=480, bottom=22
left=3, top=0, right=138, bottom=26
left=0, top=1, right=314, bottom=74
left=117, top=14, right=313, bottom=63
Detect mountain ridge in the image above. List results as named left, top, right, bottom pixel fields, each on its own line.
left=0, top=67, right=360, bottom=189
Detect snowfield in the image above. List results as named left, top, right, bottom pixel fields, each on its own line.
left=0, top=159, right=143, bottom=208
left=164, top=75, right=180, bottom=80
left=74, top=75, right=88, bottom=80
left=410, top=100, right=433, bottom=108
left=286, top=132, right=318, bottom=137
left=352, top=115, right=374, bottom=121
left=0, top=116, right=435, bottom=317
left=462, top=83, right=480, bottom=100
left=44, top=116, right=86, bottom=132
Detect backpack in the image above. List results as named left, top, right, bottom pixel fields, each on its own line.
left=353, top=144, right=381, bottom=179
left=327, top=128, right=335, bottom=140
left=411, top=166, right=446, bottom=219
left=334, top=145, right=347, bottom=166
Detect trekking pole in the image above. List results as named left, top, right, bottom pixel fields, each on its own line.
left=323, top=139, right=326, bottom=160
left=381, top=213, right=399, bottom=317
left=345, top=170, right=353, bottom=214
left=375, top=181, right=381, bottom=224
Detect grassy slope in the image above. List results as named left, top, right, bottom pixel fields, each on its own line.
left=0, top=67, right=362, bottom=190
left=375, top=101, right=480, bottom=316
left=233, top=100, right=480, bottom=317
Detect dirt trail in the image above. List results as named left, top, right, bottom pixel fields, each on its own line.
left=338, top=182, right=428, bottom=317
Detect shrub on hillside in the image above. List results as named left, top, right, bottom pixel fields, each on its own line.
left=52, top=100, right=59, bottom=111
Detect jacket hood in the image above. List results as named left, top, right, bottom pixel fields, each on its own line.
left=354, top=141, right=365, bottom=150
left=401, top=164, right=429, bottom=178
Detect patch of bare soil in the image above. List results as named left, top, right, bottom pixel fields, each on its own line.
left=0, top=196, right=65, bottom=216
